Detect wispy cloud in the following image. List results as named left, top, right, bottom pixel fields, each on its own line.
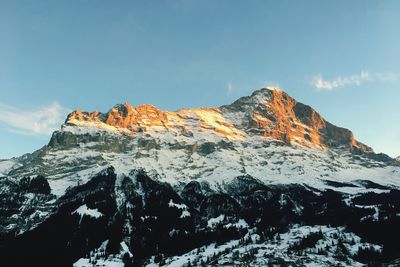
left=227, top=82, right=233, bottom=96
left=0, top=102, right=70, bottom=135
left=312, top=71, right=399, bottom=90
left=263, top=80, right=280, bottom=88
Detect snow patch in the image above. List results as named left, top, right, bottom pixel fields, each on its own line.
left=72, top=204, right=103, bottom=219
left=224, top=219, right=249, bottom=229
left=120, top=241, right=133, bottom=257
left=207, top=214, right=225, bottom=228
left=168, top=199, right=191, bottom=219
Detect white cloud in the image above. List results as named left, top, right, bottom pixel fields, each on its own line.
left=0, top=102, right=70, bottom=135
left=312, top=70, right=399, bottom=90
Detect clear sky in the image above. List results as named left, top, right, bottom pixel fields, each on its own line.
left=0, top=0, right=399, bottom=158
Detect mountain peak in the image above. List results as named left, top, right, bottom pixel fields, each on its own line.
left=62, top=87, right=372, bottom=152
left=110, top=102, right=134, bottom=113
left=221, top=86, right=287, bottom=112
left=220, top=87, right=372, bottom=151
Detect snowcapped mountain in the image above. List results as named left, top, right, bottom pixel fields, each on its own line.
left=5, top=87, right=397, bottom=196
left=0, top=87, right=399, bottom=267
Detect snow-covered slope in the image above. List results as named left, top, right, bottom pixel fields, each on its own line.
left=74, top=224, right=383, bottom=267
left=13, top=133, right=400, bottom=197
left=144, top=225, right=382, bottom=267
left=0, top=159, right=19, bottom=177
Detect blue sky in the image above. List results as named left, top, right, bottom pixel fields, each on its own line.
left=0, top=0, right=399, bottom=158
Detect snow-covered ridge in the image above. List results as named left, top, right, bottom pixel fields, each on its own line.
left=65, top=105, right=247, bottom=141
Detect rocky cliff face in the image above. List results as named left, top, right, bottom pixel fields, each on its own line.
left=66, top=103, right=169, bottom=133
left=222, top=88, right=372, bottom=151
left=64, top=87, right=371, bottom=152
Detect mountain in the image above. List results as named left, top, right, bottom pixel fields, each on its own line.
left=0, top=87, right=399, bottom=267
left=64, top=87, right=371, bottom=151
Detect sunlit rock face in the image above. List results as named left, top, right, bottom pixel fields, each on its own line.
left=65, top=87, right=371, bottom=151
left=221, top=87, right=372, bottom=151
